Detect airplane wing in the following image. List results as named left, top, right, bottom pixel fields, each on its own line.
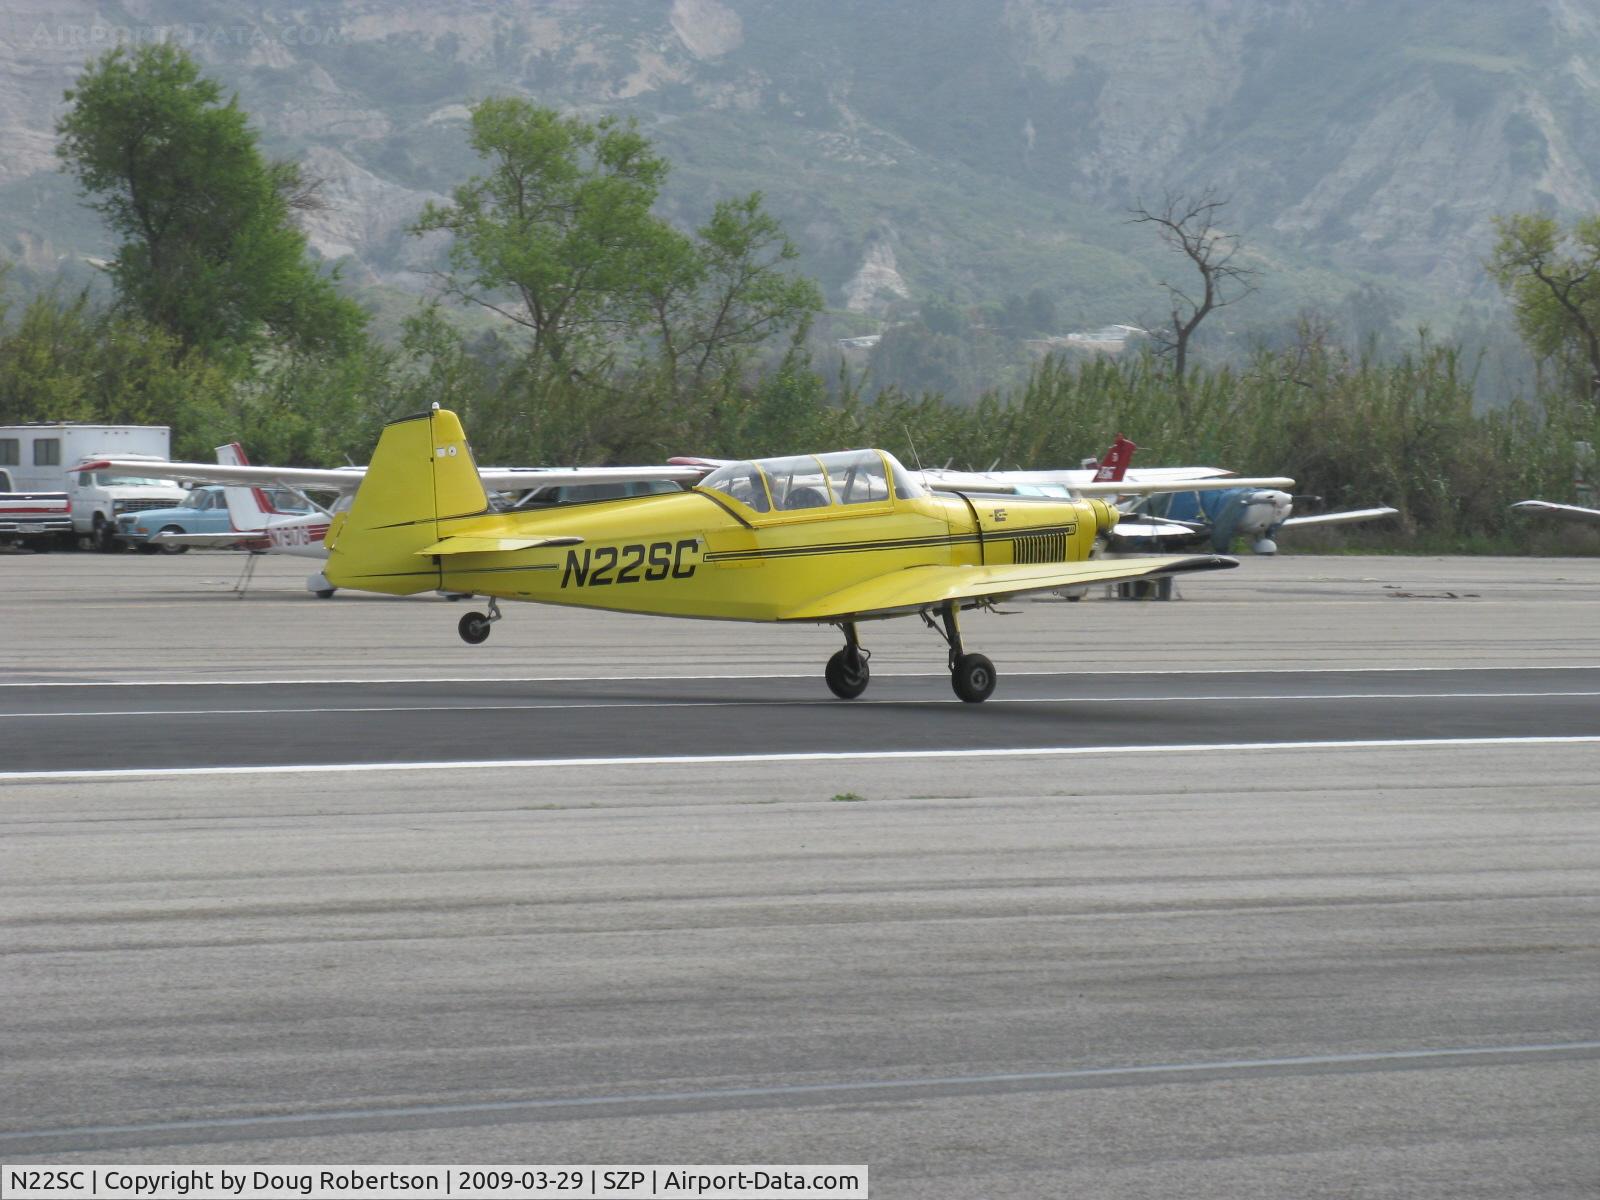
left=80, top=459, right=707, bottom=495
left=1280, top=505, right=1399, bottom=529
left=925, top=472, right=1295, bottom=497
left=1067, top=475, right=1295, bottom=496
left=417, top=534, right=584, bottom=555
left=1106, top=518, right=1209, bottom=540
left=480, top=465, right=708, bottom=491
left=75, top=458, right=367, bottom=492
left=1024, top=466, right=1237, bottom=485
left=780, top=554, right=1237, bottom=621
left=1510, top=500, right=1600, bottom=525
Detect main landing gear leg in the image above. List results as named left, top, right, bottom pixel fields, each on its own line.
left=938, top=601, right=997, bottom=703
left=824, top=621, right=871, bottom=699
left=458, top=597, right=502, bottom=645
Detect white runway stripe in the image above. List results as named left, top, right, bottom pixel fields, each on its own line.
left=6, top=690, right=1600, bottom=719
left=4, top=1039, right=1597, bottom=1145
left=2, top=735, right=1597, bottom=781
left=5, top=663, right=1599, bottom=688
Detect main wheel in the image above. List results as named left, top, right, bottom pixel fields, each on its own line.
left=825, top=647, right=870, bottom=699
left=314, top=588, right=336, bottom=599
left=951, top=652, right=997, bottom=703
left=458, top=611, right=492, bottom=645
left=156, top=525, right=189, bottom=554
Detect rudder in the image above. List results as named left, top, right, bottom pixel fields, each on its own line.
left=324, top=407, right=489, bottom=595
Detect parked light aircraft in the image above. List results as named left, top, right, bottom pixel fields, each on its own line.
left=321, top=406, right=1241, bottom=703
left=918, top=455, right=1393, bottom=555
left=74, top=448, right=704, bottom=596
left=1108, top=488, right=1399, bottom=555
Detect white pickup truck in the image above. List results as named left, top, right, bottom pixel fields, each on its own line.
left=0, top=424, right=188, bottom=550
left=0, top=467, right=73, bottom=549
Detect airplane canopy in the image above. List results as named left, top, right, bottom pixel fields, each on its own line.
left=697, top=450, right=924, bottom=514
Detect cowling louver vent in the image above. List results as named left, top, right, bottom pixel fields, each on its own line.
left=1013, top=532, right=1067, bottom=563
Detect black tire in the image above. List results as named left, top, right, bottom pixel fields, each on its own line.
left=825, top=647, right=870, bottom=699
left=315, top=589, right=336, bottom=599
left=951, top=652, right=997, bottom=703
left=458, top=611, right=492, bottom=645
left=156, top=525, right=189, bottom=554
left=93, top=519, right=123, bottom=553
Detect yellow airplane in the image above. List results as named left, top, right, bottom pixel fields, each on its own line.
left=323, top=406, right=1241, bottom=702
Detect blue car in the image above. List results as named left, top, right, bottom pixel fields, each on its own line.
left=117, top=485, right=310, bottom=553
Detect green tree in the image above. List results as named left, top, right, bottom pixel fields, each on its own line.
left=0, top=286, right=234, bottom=444
left=1489, top=212, right=1600, bottom=406
left=643, top=192, right=823, bottom=398
left=56, top=43, right=365, bottom=358
left=413, top=99, right=679, bottom=373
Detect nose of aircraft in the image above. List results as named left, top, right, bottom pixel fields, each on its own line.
left=1088, top=498, right=1120, bottom=534
left=1241, top=490, right=1292, bottom=532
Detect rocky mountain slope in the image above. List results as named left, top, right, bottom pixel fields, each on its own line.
left=2, top=0, right=1596, bottom=338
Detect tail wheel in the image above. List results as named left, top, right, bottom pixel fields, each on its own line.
left=458, top=611, right=492, bottom=645
left=825, top=647, right=870, bottom=700
left=951, top=653, right=996, bottom=703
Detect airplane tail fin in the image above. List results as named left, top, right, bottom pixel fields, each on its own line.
left=216, top=443, right=276, bottom=533
left=324, top=407, right=490, bottom=595
left=1092, top=434, right=1137, bottom=483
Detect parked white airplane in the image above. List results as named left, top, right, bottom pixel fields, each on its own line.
left=1110, top=488, right=1398, bottom=555
left=916, top=438, right=1392, bottom=555
left=76, top=447, right=707, bottom=595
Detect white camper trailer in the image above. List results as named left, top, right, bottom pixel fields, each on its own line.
left=0, top=424, right=187, bottom=549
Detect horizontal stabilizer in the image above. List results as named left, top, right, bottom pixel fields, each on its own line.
left=417, top=534, right=584, bottom=556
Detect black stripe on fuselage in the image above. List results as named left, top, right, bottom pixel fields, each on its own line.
left=692, top=490, right=756, bottom=528
left=701, top=524, right=1078, bottom=564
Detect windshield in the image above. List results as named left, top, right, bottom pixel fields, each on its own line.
left=880, top=451, right=926, bottom=499
left=699, top=461, right=773, bottom=512
left=761, top=455, right=832, bottom=510
left=264, top=488, right=314, bottom=514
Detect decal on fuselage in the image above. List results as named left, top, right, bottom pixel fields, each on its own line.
left=562, top=539, right=698, bottom=588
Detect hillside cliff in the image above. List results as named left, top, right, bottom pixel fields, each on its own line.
left=2, top=0, right=1596, bottom=331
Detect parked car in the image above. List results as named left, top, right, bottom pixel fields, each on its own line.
left=116, top=485, right=311, bottom=554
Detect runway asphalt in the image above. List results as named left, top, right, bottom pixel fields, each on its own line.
left=4, top=667, right=1600, bottom=775
left=2, top=551, right=1598, bottom=1197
